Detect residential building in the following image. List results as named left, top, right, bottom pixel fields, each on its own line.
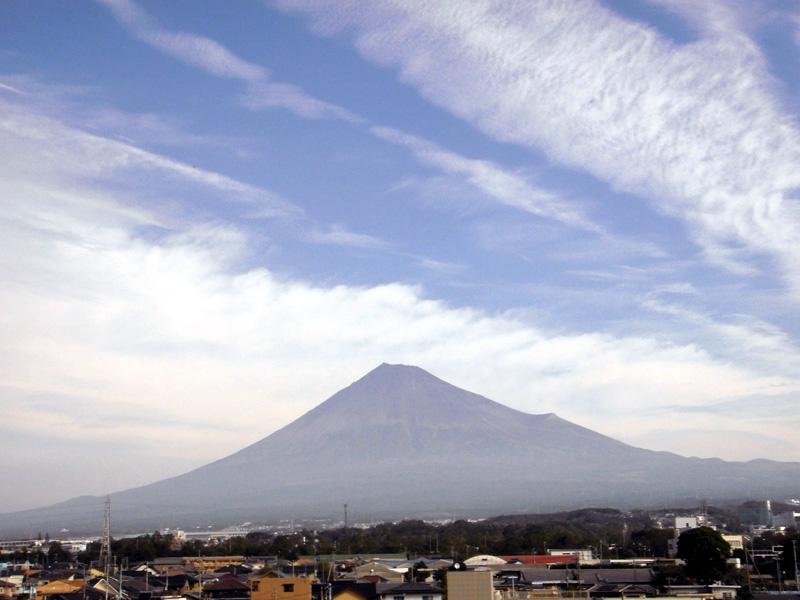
left=721, top=535, right=744, bottom=552
left=35, top=579, right=84, bottom=600
left=375, top=582, right=441, bottom=600
left=251, top=573, right=312, bottom=600
left=446, top=570, right=493, bottom=600
left=202, top=575, right=249, bottom=600
left=353, top=562, right=404, bottom=583
left=674, top=518, right=698, bottom=531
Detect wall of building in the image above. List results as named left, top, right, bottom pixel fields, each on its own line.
left=446, top=571, right=493, bottom=600
left=251, top=576, right=312, bottom=600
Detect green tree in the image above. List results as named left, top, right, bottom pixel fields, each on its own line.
left=677, top=527, right=731, bottom=583
left=47, top=541, right=72, bottom=563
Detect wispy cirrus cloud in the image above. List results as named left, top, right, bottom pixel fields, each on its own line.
left=304, top=224, right=390, bottom=250
left=642, top=293, right=800, bottom=377
left=4, top=123, right=799, bottom=509
left=97, top=0, right=360, bottom=121
left=0, top=80, right=395, bottom=255
left=0, top=82, right=24, bottom=95
left=97, top=0, right=616, bottom=237
left=277, top=0, right=800, bottom=296
left=370, top=125, right=598, bottom=232
left=0, top=94, right=299, bottom=221
left=793, top=11, right=800, bottom=46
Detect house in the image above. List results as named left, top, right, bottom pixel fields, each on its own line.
left=151, top=558, right=187, bottom=576
left=312, top=581, right=379, bottom=600
left=720, top=535, right=744, bottom=552
left=0, top=574, right=24, bottom=597
left=214, top=565, right=252, bottom=577
left=375, top=582, right=441, bottom=600
left=251, top=572, right=312, bottom=600
left=35, top=579, right=84, bottom=600
left=447, top=571, right=493, bottom=600
left=492, top=567, right=575, bottom=588
left=201, top=575, right=249, bottom=600
left=186, top=557, right=246, bottom=572
left=674, top=518, right=698, bottom=531
left=353, top=563, right=404, bottom=583
left=579, top=569, right=655, bottom=587
left=585, top=583, right=657, bottom=598
left=0, top=580, right=17, bottom=599
left=40, top=586, right=109, bottom=600
left=663, top=585, right=739, bottom=600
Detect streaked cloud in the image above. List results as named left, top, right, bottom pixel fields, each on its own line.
left=370, top=125, right=598, bottom=231
left=4, top=0, right=800, bottom=512
left=304, top=224, right=390, bottom=250
left=3, top=86, right=799, bottom=510
left=278, top=0, right=800, bottom=296
left=0, top=95, right=298, bottom=220
left=98, top=0, right=359, bottom=121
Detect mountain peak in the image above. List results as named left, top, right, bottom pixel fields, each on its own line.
left=4, top=362, right=800, bottom=535
left=368, top=362, right=434, bottom=376
left=357, top=362, right=439, bottom=386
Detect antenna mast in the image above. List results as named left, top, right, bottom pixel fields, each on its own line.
left=100, top=496, right=112, bottom=579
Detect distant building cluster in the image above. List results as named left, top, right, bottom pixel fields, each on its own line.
left=0, top=550, right=752, bottom=600
left=3, top=499, right=800, bottom=600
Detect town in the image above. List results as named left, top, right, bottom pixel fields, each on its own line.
left=2, top=501, right=799, bottom=600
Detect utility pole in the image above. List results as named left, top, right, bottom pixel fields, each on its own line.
left=793, top=540, right=799, bottom=592
left=343, top=504, right=348, bottom=530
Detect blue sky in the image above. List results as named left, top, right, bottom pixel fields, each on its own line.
left=1, top=0, right=800, bottom=513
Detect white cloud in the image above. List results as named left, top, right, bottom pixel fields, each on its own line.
left=370, top=125, right=598, bottom=231
left=276, top=0, right=800, bottom=296
left=0, top=96, right=298, bottom=220
left=100, top=0, right=680, bottom=256
left=97, top=0, right=358, bottom=121
left=242, top=80, right=362, bottom=122
left=82, top=106, right=246, bottom=149
left=304, top=224, right=390, bottom=249
left=98, top=0, right=266, bottom=81
left=0, top=82, right=25, bottom=95
left=3, top=90, right=800, bottom=511
left=642, top=294, right=800, bottom=376
left=793, top=12, right=800, bottom=47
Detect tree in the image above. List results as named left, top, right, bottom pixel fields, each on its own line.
left=629, top=528, right=673, bottom=557
left=47, top=541, right=72, bottom=563
left=677, top=527, right=731, bottom=583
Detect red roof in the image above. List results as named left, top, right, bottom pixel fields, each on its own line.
left=501, top=555, right=576, bottom=565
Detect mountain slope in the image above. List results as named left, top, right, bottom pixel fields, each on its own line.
left=2, top=363, right=798, bottom=535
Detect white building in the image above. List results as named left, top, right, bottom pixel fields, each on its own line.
left=674, top=517, right=698, bottom=531
left=722, top=535, right=744, bottom=552
left=464, top=554, right=507, bottom=567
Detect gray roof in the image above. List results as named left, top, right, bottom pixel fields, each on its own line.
left=580, top=569, right=654, bottom=585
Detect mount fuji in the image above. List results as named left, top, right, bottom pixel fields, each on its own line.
left=2, top=363, right=798, bottom=535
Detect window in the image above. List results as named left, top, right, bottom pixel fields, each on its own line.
left=251, top=582, right=260, bottom=592
left=393, top=596, right=404, bottom=600
left=282, top=584, right=295, bottom=593
left=423, top=596, right=433, bottom=600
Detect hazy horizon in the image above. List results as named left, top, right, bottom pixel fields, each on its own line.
left=2, top=0, right=800, bottom=513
